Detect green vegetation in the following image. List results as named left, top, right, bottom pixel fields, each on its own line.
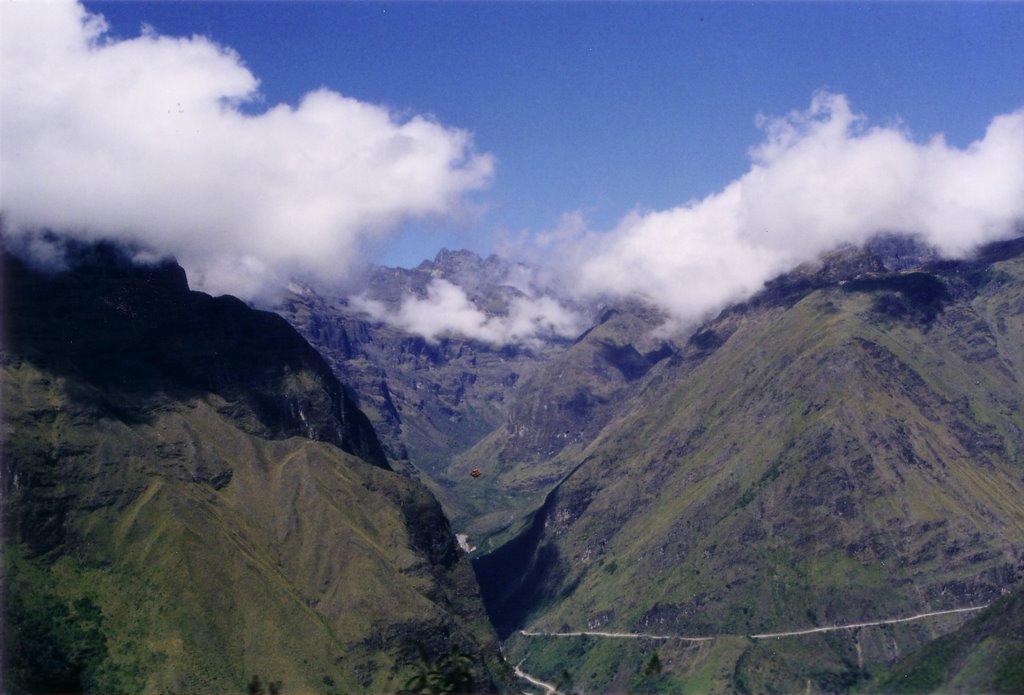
left=5, top=552, right=113, bottom=694
left=401, top=645, right=477, bottom=694
left=479, top=245, right=1024, bottom=692
left=734, top=457, right=783, bottom=510
left=247, top=675, right=284, bottom=695
left=2, top=364, right=502, bottom=692
left=869, top=584, right=1024, bottom=694
left=12, top=238, right=1024, bottom=693
left=1, top=248, right=505, bottom=694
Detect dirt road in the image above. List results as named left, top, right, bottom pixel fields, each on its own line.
left=520, top=603, right=989, bottom=642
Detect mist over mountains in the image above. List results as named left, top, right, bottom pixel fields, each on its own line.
left=318, top=236, right=1024, bottom=692
left=349, top=249, right=586, bottom=347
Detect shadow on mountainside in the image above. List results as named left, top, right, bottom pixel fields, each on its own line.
left=1, top=239, right=388, bottom=468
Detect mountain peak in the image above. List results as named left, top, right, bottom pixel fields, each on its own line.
left=416, top=247, right=507, bottom=280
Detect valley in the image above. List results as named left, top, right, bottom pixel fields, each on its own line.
left=5, top=3, right=1023, bottom=692
left=280, top=237, right=1024, bottom=692
left=4, top=235, right=1024, bottom=694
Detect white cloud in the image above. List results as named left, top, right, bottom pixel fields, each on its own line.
left=0, top=1, right=493, bottom=301
left=352, top=279, right=583, bottom=347
left=564, top=92, right=1024, bottom=329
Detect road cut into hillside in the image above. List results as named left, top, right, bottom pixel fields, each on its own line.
left=519, top=603, right=990, bottom=642
left=514, top=660, right=558, bottom=694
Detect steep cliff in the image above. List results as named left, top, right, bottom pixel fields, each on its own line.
left=1, top=241, right=508, bottom=694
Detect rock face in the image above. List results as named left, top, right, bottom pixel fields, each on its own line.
left=4, top=240, right=388, bottom=469
left=1, top=242, right=507, bottom=694
left=476, top=238, right=1024, bottom=693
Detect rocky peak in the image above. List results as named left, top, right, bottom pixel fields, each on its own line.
left=866, top=233, right=940, bottom=271
left=367, top=248, right=538, bottom=317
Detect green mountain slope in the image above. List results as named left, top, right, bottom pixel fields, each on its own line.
left=869, top=581, right=1024, bottom=693
left=478, top=239, right=1024, bottom=692
left=1, top=242, right=507, bottom=694
left=450, top=301, right=676, bottom=547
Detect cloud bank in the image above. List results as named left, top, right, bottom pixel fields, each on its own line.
left=325, top=93, right=1024, bottom=347
left=3, top=2, right=1021, bottom=345
left=563, top=92, right=1024, bottom=330
left=0, top=1, right=492, bottom=300
left=351, top=279, right=583, bottom=347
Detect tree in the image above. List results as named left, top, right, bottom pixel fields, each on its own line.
left=401, top=644, right=475, bottom=694
left=643, top=651, right=662, bottom=680
left=247, top=674, right=283, bottom=694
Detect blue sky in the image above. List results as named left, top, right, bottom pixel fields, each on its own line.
left=4, top=0, right=1024, bottom=338
left=82, top=2, right=1024, bottom=268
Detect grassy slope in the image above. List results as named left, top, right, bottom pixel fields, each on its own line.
left=1, top=248, right=507, bottom=694
left=4, top=380, right=501, bottom=692
left=483, top=251, right=1024, bottom=692
left=452, top=304, right=675, bottom=548
left=867, top=582, right=1024, bottom=694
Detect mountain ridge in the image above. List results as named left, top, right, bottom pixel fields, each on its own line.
left=470, top=236, right=1024, bottom=692
left=8, top=232, right=1024, bottom=693
left=3, top=239, right=389, bottom=470
left=1, top=240, right=508, bottom=693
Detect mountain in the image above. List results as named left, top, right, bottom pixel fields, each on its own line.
left=475, top=237, right=1024, bottom=692
left=1, top=241, right=508, bottom=694
left=276, top=249, right=574, bottom=530
left=270, top=237, right=1024, bottom=692
left=374, top=248, right=538, bottom=312
left=10, top=229, right=1018, bottom=693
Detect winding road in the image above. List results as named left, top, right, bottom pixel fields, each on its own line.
left=514, top=660, right=558, bottom=694
left=519, top=603, right=990, bottom=642
left=513, top=604, right=990, bottom=693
